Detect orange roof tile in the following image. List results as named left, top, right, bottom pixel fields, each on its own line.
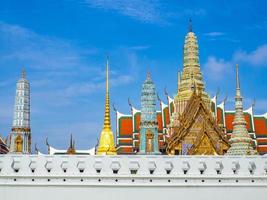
left=225, top=112, right=254, bottom=132
left=257, top=146, right=267, bottom=154
left=216, top=107, right=224, bottom=125
left=225, top=112, right=235, bottom=132
left=254, top=117, right=267, bottom=135
left=163, top=106, right=170, bottom=127
left=134, top=113, right=141, bottom=132
left=119, top=117, right=133, bottom=136
left=157, top=113, right=163, bottom=132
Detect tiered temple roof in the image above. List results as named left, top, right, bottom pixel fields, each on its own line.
left=115, top=94, right=267, bottom=155
left=116, top=20, right=266, bottom=155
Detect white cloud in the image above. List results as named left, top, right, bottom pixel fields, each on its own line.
left=204, top=44, right=267, bottom=80
left=0, top=21, right=98, bottom=71
left=233, top=44, right=267, bottom=67
left=0, top=22, right=139, bottom=145
left=85, top=0, right=163, bottom=23
left=204, top=32, right=225, bottom=37
left=203, top=56, right=232, bottom=80
left=129, top=45, right=150, bottom=51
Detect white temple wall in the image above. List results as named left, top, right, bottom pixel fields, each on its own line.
left=0, top=155, right=266, bottom=200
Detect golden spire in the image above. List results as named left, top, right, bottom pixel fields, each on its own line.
left=174, top=21, right=210, bottom=106
left=103, top=58, right=111, bottom=130
left=97, top=57, right=117, bottom=155
left=67, top=134, right=76, bottom=155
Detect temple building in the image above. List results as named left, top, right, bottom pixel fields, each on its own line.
left=96, top=59, right=117, bottom=155
left=227, top=65, right=257, bottom=155
left=8, top=70, right=31, bottom=154
left=115, top=21, right=267, bottom=155
left=139, top=72, right=160, bottom=154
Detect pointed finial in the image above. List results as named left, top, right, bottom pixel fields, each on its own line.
left=147, top=69, right=151, bottom=80
left=164, top=87, right=168, bottom=96
left=21, top=68, right=26, bottom=79
left=157, top=93, right=161, bottom=102
left=45, top=137, right=50, bottom=146
left=112, top=103, right=117, bottom=112
left=106, top=56, right=109, bottom=93
left=73, top=139, right=75, bottom=149
left=252, top=98, right=256, bottom=108
left=189, top=18, right=193, bottom=32
left=34, top=143, right=39, bottom=154
left=70, top=134, right=73, bottom=149
left=236, top=64, right=240, bottom=90
left=102, top=56, right=112, bottom=131
left=128, top=97, right=132, bottom=107
left=216, top=87, right=220, bottom=98
left=223, top=93, right=228, bottom=104
left=235, top=64, right=242, bottom=98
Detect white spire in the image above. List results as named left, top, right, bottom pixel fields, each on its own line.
left=227, top=64, right=257, bottom=155
left=9, top=69, right=31, bottom=154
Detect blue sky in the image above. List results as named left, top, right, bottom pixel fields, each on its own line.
left=0, top=0, right=266, bottom=152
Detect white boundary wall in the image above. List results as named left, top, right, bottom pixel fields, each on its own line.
left=0, top=155, right=267, bottom=200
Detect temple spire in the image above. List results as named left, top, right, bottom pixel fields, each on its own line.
left=227, top=64, right=257, bottom=155
left=97, top=57, right=117, bottom=155
left=67, top=134, right=76, bottom=154
left=139, top=72, right=160, bottom=154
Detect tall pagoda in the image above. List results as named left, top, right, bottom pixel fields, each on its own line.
left=166, top=20, right=230, bottom=155
left=97, top=59, right=117, bottom=155
left=9, top=69, right=31, bottom=154
left=227, top=65, right=257, bottom=155
left=169, top=19, right=211, bottom=130
left=139, top=72, right=160, bottom=154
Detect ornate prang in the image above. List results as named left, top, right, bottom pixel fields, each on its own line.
left=9, top=69, right=31, bottom=154
left=139, top=72, right=160, bottom=154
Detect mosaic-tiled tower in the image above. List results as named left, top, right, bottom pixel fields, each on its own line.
left=227, top=65, right=257, bottom=155
left=139, top=72, right=160, bottom=154
left=9, top=69, right=31, bottom=154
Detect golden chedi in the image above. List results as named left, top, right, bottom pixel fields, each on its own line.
left=97, top=59, right=117, bottom=155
